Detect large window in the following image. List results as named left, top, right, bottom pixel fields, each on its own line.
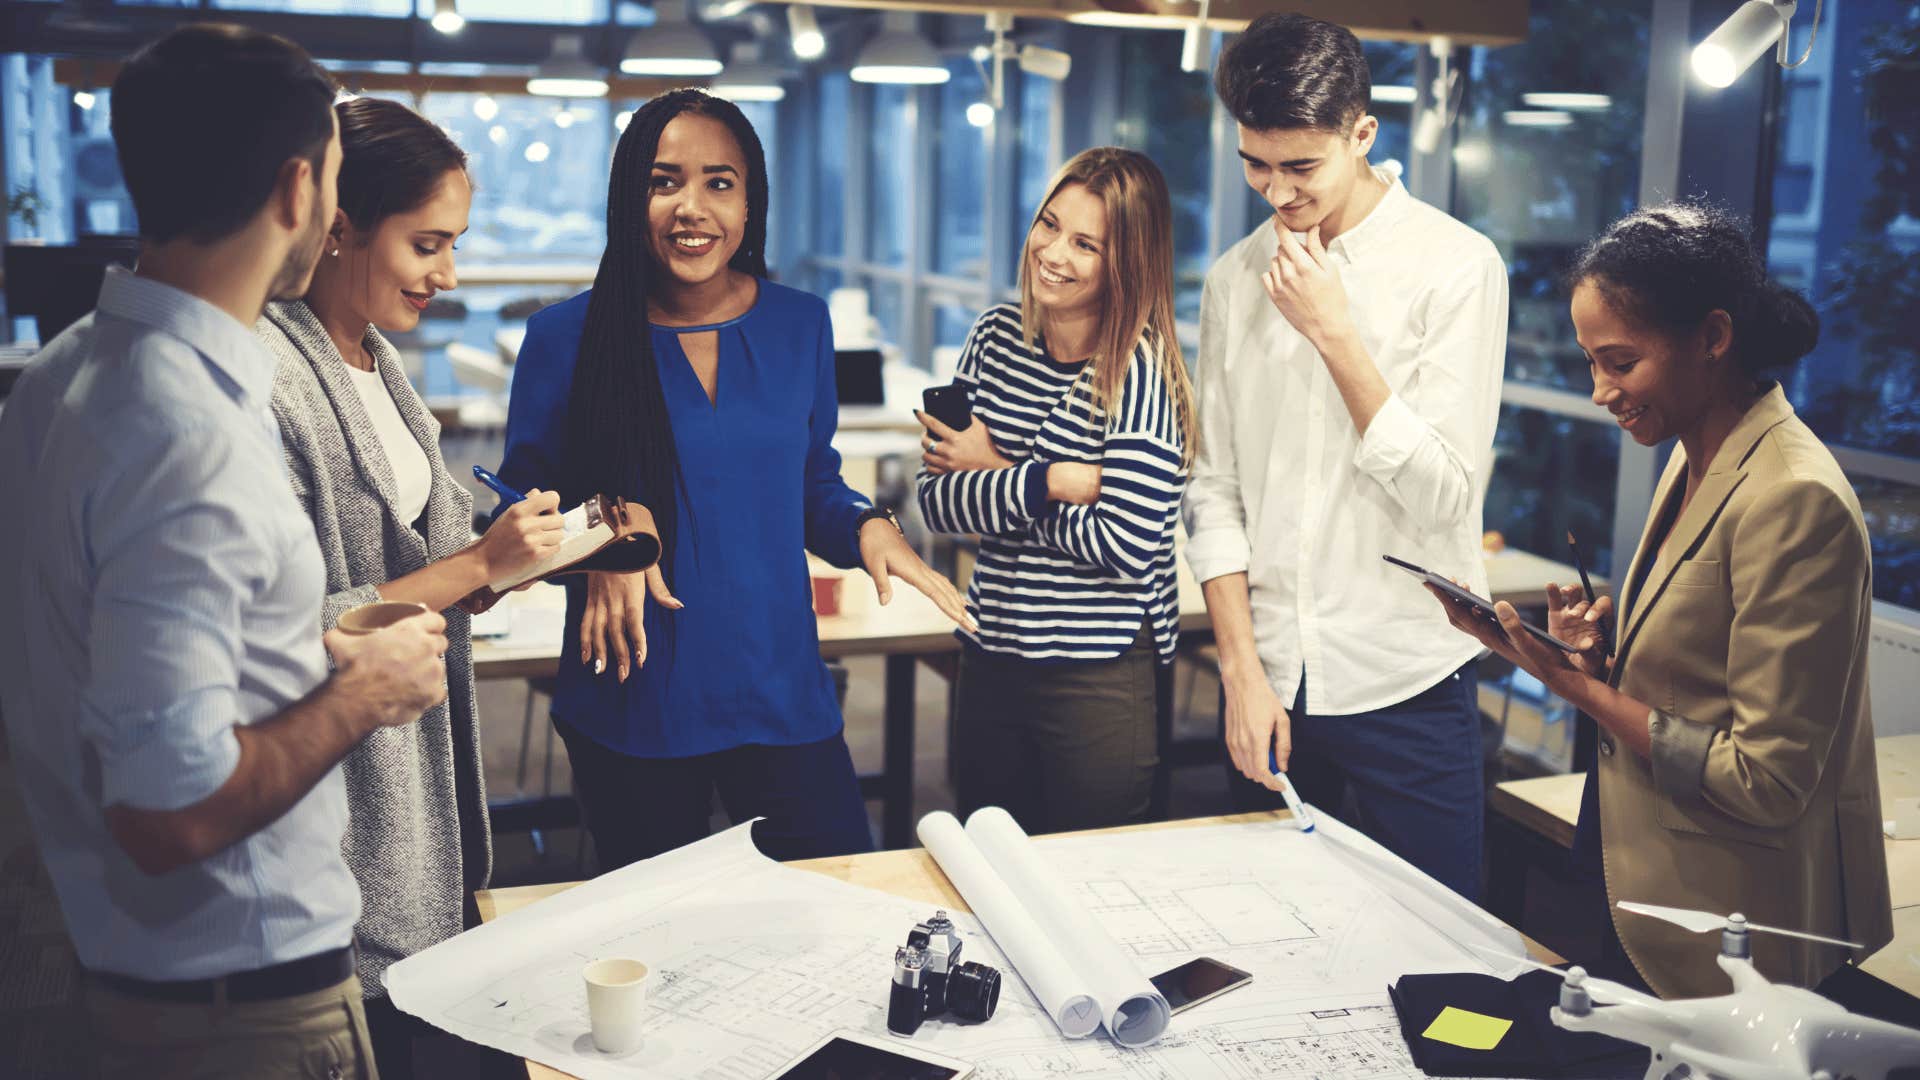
left=813, top=74, right=848, bottom=259
left=1111, top=31, right=1212, bottom=321
left=1765, top=0, right=1920, bottom=608
left=1485, top=403, right=1623, bottom=575
left=1452, top=0, right=1652, bottom=394
left=934, top=59, right=988, bottom=280
left=866, top=84, right=911, bottom=267
left=1011, top=69, right=1057, bottom=283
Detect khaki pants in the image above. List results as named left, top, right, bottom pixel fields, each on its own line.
left=87, top=973, right=378, bottom=1080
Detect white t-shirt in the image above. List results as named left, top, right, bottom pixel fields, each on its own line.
left=342, top=360, right=432, bottom=527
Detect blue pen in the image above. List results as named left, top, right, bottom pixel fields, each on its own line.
left=1269, top=748, right=1316, bottom=833
left=472, top=465, right=525, bottom=505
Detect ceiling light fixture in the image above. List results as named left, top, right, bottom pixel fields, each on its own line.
left=1691, top=0, right=1821, bottom=89
left=1178, top=0, right=1212, bottom=74
left=527, top=35, right=609, bottom=97
left=787, top=5, right=827, bottom=61
left=1371, top=85, right=1417, bottom=104
left=972, top=12, right=1070, bottom=114
left=430, top=0, right=464, bottom=35
left=1503, top=109, right=1574, bottom=127
left=621, top=0, right=722, bottom=77
left=1520, top=92, right=1611, bottom=110
left=711, top=41, right=790, bottom=102
left=851, top=12, right=949, bottom=85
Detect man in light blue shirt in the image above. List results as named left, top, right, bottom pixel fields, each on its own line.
left=0, top=25, right=449, bottom=1079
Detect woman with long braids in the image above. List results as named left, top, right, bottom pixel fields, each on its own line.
left=493, top=89, right=971, bottom=868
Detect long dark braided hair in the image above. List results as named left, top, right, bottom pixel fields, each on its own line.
left=562, top=89, right=769, bottom=585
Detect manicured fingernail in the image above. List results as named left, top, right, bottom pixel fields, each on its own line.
left=1586, top=611, right=1599, bottom=621
left=593, top=658, right=605, bottom=675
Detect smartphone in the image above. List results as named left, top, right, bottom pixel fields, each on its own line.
left=771, top=1030, right=973, bottom=1080
left=1149, top=957, right=1253, bottom=1015
left=921, top=383, right=974, bottom=432
left=1383, top=554, right=1579, bottom=653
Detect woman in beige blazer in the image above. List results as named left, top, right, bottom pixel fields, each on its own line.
left=1432, top=203, right=1892, bottom=999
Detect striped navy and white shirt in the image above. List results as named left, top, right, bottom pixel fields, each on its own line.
left=917, top=303, right=1186, bottom=663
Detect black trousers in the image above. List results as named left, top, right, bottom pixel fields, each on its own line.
left=554, top=720, right=875, bottom=870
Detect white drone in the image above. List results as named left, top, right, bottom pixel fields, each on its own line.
left=1484, top=900, right=1920, bottom=1080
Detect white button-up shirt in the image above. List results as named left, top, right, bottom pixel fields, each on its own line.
left=1183, top=171, right=1508, bottom=715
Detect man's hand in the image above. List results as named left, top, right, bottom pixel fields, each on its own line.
left=1261, top=224, right=1352, bottom=349
left=1223, top=673, right=1291, bottom=792
left=917, top=410, right=1013, bottom=475
left=581, top=567, right=682, bottom=682
left=858, top=518, right=977, bottom=633
left=1045, top=462, right=1103, bottom=505
left=324, top=611, right=450, bottom=730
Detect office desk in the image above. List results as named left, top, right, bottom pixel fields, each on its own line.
left=475, top=810, right=1562, bottom=1080
left=473, top=567, right=958, bottom=849
left=1487, top=734, right=1920, bottom=996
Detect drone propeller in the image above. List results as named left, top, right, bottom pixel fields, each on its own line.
left=1467, top=945, right=1659, bottom=1007
left=1616, top=901, right=1863, bottom=950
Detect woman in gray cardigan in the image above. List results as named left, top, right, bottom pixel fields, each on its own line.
left=258, top=97, right=563, bottom=1077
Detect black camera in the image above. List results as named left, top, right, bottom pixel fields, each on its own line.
left=886, top=910, right=1001, bottom=1037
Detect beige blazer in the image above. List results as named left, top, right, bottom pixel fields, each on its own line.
left=1600, top=384, right=1892, bottom=999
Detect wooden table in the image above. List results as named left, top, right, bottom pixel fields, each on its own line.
left=474, top=810, right=1562, bottom=1080
left=1486, top=734, right=1920, bottom=996
left=473, top=548, right=1602, bottom=847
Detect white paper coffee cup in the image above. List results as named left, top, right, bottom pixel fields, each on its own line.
left=583, top=958, right=649, bottom=1054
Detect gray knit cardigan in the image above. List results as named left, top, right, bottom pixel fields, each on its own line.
left=257, top=300, right=492, bottom=1000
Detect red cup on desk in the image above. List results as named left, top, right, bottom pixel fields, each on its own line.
left=811, top=573, right=843, bottom=617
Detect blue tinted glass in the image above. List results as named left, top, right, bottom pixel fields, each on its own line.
left=815, top=74, right=847, bottom=257
left=935, top=59, right=988, bottom=278
left=867, top=85, right=910, bottom=266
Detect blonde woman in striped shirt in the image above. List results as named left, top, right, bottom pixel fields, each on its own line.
left=916, top=147, right=1197, bottom=833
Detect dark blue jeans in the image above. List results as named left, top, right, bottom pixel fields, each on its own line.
left=556, top=720, right=875, bottom=870
left=1223, top=663, right=1484, bottom=902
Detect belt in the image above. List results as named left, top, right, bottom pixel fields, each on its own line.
left=92, top=945, right=355, bottom=1004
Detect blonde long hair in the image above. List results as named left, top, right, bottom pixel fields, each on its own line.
left=1018, top=147, right=1198, bottom=467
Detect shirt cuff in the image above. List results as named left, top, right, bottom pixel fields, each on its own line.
left=93, top=688, right=244, bottom=812
left=1185, top=526, right=1252, bottom=584
left=1352, top=392, right=1427, bottom=478
left=1019, top=460, right=1049, bottom=518
left=1648, top=708, right=1716, bottom=809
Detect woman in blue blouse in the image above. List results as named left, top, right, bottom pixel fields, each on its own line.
left=495, top=89, right=970, bottom=869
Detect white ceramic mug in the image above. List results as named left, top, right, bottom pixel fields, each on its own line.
left=583, top=958, right=649, bottom=1054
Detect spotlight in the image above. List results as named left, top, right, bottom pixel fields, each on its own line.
left=966, top=101, right=994, bottom=128
left=788, top=5, right=826, bottom=61
left=430, top=0, right=464, bottom=35
left=1691, top=0, right=1812, bottom=89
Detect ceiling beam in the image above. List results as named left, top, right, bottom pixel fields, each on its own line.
left=757, top=0, right=1528, bottom=45
left=52, top=59, right=697, bottom=101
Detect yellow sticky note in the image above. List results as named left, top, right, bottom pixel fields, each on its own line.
left=1421, top=1006, right=1512, bottom=1051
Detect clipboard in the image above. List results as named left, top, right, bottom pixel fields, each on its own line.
left=486, top=494, right=662, bottom=593
left=1383, top=554, right=1579, bottom=653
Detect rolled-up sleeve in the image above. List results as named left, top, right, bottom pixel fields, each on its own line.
left=1652, top=479, right=1868, bottom=827
left=1350, top=250, right=1508, bottom=533
left=81, top=425, right=265, bottom=812
left=1183, top=267, right=1252, bottom=584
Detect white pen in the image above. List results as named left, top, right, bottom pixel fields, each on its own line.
left=1269, top=748, right=1315, bottom=833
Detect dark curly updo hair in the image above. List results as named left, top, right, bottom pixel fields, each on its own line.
left=1568, top=202, right=1819, bottom=379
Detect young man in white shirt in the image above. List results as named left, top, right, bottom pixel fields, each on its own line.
left=1184, top=13, right=1508, bottom=901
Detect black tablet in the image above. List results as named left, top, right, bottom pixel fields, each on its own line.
left=1384, top=555, right=1579, bottom=653
left=771, top=1032, right=973, bottom=1080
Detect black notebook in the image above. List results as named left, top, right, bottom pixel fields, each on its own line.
left=1388, top=969, right=1647, bottom=1078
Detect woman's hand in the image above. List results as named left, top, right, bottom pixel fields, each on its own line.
left=581, top=566, right=682, bottom=682
left=857, top=518, right=978, bottom=634
left=1545, top=582, right=1615, bottom=680
left=456, top=587, right=502, bottom=615
left=1424, top=582, right=1582, bottom=692
left=476, top=489, right=565, bottom=582
left=1046, top=462, right=1103, bottom=505
left=916, top=410, right=1013, bottom=475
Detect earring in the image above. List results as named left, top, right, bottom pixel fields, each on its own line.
left=1705, top=351, right=1716, bottom=361
left=330, top=248, right=340, bottom=257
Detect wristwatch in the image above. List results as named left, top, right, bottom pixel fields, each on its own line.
left=855, top=506, right=902, bottom=534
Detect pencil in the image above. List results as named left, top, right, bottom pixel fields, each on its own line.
left=1566, top=530, right=1614, bottom=656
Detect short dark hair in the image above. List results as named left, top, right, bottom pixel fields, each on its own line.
left=1569, top=201, right=1820, bottom=378
left=111, top=24, right=336, bottom=245
left=1215, top=13, right=1371, bottom=133
left=335, top=96, right=469, bottom=235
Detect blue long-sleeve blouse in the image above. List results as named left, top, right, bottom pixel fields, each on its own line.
left=495, top=280, right=872, bottom=758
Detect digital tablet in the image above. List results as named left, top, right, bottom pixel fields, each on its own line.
left=771, top=1031, right=974, bottom=1080
left=1383, top=555, right=1579, bottom=653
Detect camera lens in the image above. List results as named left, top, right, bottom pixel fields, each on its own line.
left=944, top=961, right=1000, bottom=1022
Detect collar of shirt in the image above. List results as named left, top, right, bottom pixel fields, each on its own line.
left=1320, top=167, right=1412, bottom=264
left=96, top=266, right=278, bottom=407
